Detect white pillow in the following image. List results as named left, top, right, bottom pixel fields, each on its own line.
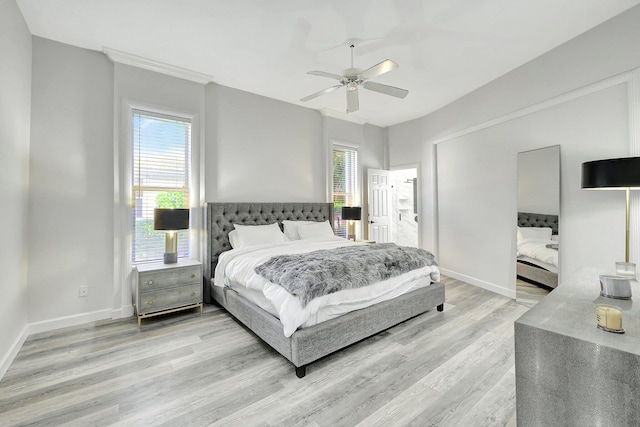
left=517, top=226, right=553, bottom=242
left=228, top=230, right=240, bottom=249
left=282, top=220, right=316, bottom=240
left=232, top=222, right=285, bottom=248
left=297, top=221, right=335, bottom=239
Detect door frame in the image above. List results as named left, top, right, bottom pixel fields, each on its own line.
left=390, top=163, right=422, bottom=248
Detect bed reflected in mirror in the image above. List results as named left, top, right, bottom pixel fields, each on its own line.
left=516, top=145, right=560, bottom=307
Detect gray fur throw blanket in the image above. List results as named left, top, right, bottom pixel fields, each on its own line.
left=254, top=243, right=437, bottom=306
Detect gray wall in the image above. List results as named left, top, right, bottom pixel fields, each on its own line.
left=324, top=117, right=386, bottom=239
left=0, top=0, right=32, bottom=375
left=28, top=37, right=114, bottom=323
left=205, top=84, right=325, bottom=202
left=0, top=23, right=386, bottom=373
left=437, top=85, right=627, bottom=296
left=388, top=5, right=640, bottom=297
left=517, top=146, right=560, bottom=216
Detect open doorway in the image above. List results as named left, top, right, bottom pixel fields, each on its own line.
left=390, top=168, right=418, bottom=248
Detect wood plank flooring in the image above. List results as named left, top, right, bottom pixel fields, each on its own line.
left=515, top=278, right=551, bottom=308
left=0, top=277, right=528, bottom=426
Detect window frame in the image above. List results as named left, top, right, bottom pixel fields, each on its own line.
left=131, top=108, right=192, bottom=264
left=332, top=143, right=359, bottom=238
left=115, top=100, right=201, bottom=318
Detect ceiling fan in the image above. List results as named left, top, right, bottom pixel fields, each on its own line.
left=300, top=41, right=409, bottom=113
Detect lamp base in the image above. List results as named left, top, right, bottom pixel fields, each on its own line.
left=164, top=252, right=177, bottom=264
left=615, top=261, right=637, bottom=282
left=348, top=221, right=356, bottom=241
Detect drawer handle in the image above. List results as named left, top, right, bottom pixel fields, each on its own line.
left=191, top=292, right=196, bottom=297
left=147, top=300, right=153, bottom=305
left=191, top=274, right=196, bottom=278
left=148, top=280, right=153, bottom=285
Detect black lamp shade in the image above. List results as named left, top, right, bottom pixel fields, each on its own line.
left=582, top=157, right=640, bottom=189
left=154, top=208, right=190, bottom=230
left=342, top=206, right=362, bottom=221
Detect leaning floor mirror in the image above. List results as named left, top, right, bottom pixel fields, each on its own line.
left=516, top=145, right=560, bottom=307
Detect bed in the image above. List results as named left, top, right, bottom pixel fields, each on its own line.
left=516, top=212, right=559, bottom=289
left=203, top=202, right=445, bottom=378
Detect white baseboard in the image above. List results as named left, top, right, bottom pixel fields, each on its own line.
left=0, top=325, right=29, bottom=381
left=440, top=268, right=516, bottom=299
left=112, top=304, right=134, bottom=319
left=28, top=308, right=114, bottom=335
left=1, top=306, right=136, bottom=381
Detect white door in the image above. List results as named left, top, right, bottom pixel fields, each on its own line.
left=368, top=168, right=392, bottom=243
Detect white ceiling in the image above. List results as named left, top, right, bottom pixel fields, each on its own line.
left=16, top=0, right=640, bottom=127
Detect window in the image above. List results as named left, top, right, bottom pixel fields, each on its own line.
left=332, top=144, right=358, bottom=238
left=132, top=109, right=191, bottom=263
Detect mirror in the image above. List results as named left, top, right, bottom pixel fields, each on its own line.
left=516, top=145, right=560, bottom=307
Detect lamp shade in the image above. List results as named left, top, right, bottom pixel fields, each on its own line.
left=342, top=206, right=362, bottom=221
left=154, top=208, right=190, bottom=230
left=582, top=157, right=640, bottom=189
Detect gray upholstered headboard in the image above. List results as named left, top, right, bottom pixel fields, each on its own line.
left=203, top=202, right=334, bottom=303
left=517, top=212, right=559, bottom=235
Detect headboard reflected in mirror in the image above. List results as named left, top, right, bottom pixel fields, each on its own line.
left=517, top=212, right=559, bottom=235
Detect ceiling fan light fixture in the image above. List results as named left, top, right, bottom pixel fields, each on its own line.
left=300, top=43, right=408, bottom=113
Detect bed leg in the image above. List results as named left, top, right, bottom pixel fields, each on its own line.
left=437, top=303, right=444, bottom=312
left=295, top=365, right=306, bottom=378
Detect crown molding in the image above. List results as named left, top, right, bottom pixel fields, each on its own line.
left=320, top=108, right=368, bottom=125
left=103, top=47, right=214, bottom=84
left=431, top=70, right=634, bottom=145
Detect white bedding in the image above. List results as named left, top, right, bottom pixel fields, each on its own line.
left=214, top=236, right=440, bottom=337
left=517, top=238, right=558, bottom=272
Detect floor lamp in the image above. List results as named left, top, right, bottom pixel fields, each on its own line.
left=582, top=157, right=640, bottom=279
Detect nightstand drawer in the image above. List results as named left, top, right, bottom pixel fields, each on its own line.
left=138, top=266, right=200, bottom=291
left=138, top=284, right=202, bottom=315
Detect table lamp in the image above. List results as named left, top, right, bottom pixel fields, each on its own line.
left=154, top=208, right=190, bottom=264
left=582, top=157, right=640, bottom=280
left=342, top=206, right=361, bottom=241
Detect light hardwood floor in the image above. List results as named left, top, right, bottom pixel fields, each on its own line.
left=515, top=278, right=551, bottom=308
left=0, top=277, right=528, bottom=426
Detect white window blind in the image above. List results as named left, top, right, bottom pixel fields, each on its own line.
left=332, top=145, right=358, bottom=238
left=132, top=109, right=191, bottom=263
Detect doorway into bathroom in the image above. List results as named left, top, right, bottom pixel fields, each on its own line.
left=390, top=167, right=419, bottom=248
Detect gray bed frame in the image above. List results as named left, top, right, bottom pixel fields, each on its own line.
left=203, top=202, right=445, bottom=378
left=517, top=212, right=559, bottom=289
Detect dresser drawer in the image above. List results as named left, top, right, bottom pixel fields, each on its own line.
left=138, top=266, right=200, bottom=291
left=138, top=284, right=202, bottom=315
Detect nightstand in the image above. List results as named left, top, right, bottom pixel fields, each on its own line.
left=133, top=258, right=203, bottom=327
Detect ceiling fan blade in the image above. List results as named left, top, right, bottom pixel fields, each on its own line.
left=346, top=86, right=359, bottom=113
left=363, top=81, right=409, bottom=99
left=358, top=59, right=398, bottom=80
left=307, top=70, right=344, bottom=81
left=300, top=84, right=343, bottom=102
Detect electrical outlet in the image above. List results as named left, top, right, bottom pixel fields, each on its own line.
left=79, top=286, right=89, bottom=297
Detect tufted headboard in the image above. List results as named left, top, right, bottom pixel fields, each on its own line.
left=517, top=212, right=559, bottom=235
left=203, top=202, right=334, bottom=303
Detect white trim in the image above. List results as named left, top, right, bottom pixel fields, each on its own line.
left=115, top=100, right=201, bottom=319
left=320, top=108, right=368, bottom=125
left=104, top=47, right=214, bottom=85
left=440, top=268, right=516, bottom=299
left=28, top=309, right=113, bottom=335
left=0, top=325, right=28, bottom=380
left=389, top=164, right=421, bottom=248
left=431, top=70, right=635, bottom=145
left=112, top=305, right=134, bottom=319
left=628, top=68, right=640, bottom=271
